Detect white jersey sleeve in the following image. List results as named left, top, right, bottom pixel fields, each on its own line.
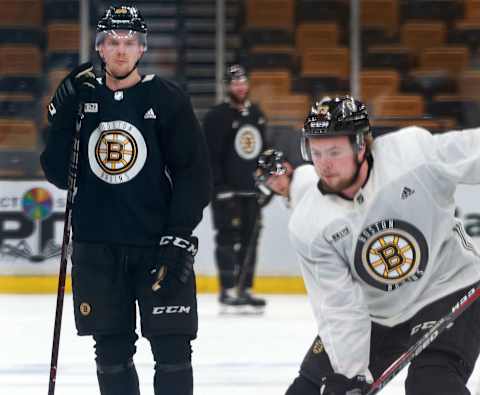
left=293, top=229, right=372, bottom=379
left=425, top=126, right=480, bottom=184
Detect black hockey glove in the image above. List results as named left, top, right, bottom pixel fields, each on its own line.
left=47, top=62, right=98, bottom=125
left=256, top=188, right=273, bottom=208
left=150, top=236, right=198, bottom=295
left=320, top=374, right=369, bottom=395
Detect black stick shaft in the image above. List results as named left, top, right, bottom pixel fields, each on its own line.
left=47, top=104, right=83, bottom=395
left=366, top=282, right=480, bottom=395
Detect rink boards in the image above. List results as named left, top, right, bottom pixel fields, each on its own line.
left=1, top=180, right=480, bottom=293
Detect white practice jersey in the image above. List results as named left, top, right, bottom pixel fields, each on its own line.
left=288, top=126, right=480, bottom=379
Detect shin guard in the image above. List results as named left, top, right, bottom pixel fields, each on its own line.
left=149, top=335, right=193, bottom=395
left=154, top=361, right=193, bottom=395
left=96, top=359, right=140, bottom=395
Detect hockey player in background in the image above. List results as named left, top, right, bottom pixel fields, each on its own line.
left=254, top=148, right=317, bottom=209
left=203, top=64, right=268, bottom=312
left=284, top=96, right=480, bottom=395
left=41, top=5, right=211, bottom=395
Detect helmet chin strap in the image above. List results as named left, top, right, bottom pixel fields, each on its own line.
left=337, top=136, right=370, bottom=192
left=346, top=149, right=367, bottom=189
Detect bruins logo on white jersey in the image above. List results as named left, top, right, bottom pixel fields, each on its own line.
left=88, top=120, right=147, bottom=184
left=354, top=219, right=428, bottom=292
left=234, top=124, right=262, bottom=160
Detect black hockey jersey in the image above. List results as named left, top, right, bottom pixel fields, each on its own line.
left=203, top=101, right=267, bottom=194
left=41, top=74, right=212, bottom=245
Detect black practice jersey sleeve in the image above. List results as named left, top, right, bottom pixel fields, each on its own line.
left=203, top=104, right=230, bottom=191
left=41, top=99, right=77, bottom=189
left=161, top=80, right=212, bottom=236
left=41, top=74, right=211, bottom=244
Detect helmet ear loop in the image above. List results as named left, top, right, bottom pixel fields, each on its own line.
left=300, top=136, right=312, bottom=162
left=353, top=133, right=367, bottom=165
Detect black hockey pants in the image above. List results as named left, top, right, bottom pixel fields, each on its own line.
left=286, top=285, right=480, bottom=395
left=211, top=195, right=261, bottom=290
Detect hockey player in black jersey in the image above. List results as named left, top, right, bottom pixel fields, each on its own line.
left=203, top=65, right=268, bottom=313
left=41, top=5, right=211, bottom=395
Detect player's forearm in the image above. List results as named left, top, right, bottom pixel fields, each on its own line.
left=166, top=162, right=212, bottom=235
left=40, top=125, right=75, bottom=189
left=299, top=248, right=372, bottom=379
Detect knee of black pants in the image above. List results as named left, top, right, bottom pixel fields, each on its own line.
left=285, top=374, right=319, bottom=395
left=149, top=335, right=193, bottom=395
left=215, top=226, right=242, bottom=248
left=405, top=350, right=471, bottom=395
left=149, top=334, right=192, bottom=365
left=94, top=332, right=138, bottom=366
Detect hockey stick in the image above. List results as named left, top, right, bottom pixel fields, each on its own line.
left=365, top=282, right=480, bottom=395
left=47, top=103, right=84, bottom=395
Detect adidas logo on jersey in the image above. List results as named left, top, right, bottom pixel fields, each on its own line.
left=401, top=186, right=415, bottom=200
left=144, top=108, right=156, bottom=119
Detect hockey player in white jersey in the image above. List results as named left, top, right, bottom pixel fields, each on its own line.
left=285, top=96, right=480, bottom=395
left=254, top=148, right=317, bottom=208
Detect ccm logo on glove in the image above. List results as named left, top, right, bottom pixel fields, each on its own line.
left=159, top=236, right=198, bottom=256
left=151, top=235, right=198, bottom=294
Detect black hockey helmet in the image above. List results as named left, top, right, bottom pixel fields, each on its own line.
left=255, top=149, right=287, bottom=183
left=95, top=5, right=148, bottom=50
left=224, top=64, right=248, bottom=84
left=254, top=149, right=287, bottom=195
left=301, top=96, right=371, bottom=161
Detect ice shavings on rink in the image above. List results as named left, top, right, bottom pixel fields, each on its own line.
left=1, top=294, right=480, bottom=395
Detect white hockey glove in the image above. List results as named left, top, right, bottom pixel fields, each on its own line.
left=150, top=236, right=198, bottom=295
left=320, top=374, right=369, bottom=395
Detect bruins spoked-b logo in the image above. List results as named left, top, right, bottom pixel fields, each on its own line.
left=88, top=120, right=147, bottom=184
left=354, top=219, right=428, bottom=292
left=234, top=124, right=262, bottom=160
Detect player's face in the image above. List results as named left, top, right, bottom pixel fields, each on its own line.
left=309, top=135, right=359, bottom=192
left=99, top=31, right=144, bottom=77
left=265, top=163, right=292, bottom=197
left=229, top=79, right=249, bottom=102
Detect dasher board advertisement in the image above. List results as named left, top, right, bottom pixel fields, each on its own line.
left=1, top=181, right=480, bottom=277
left=0, top=181, right=67, bottom=275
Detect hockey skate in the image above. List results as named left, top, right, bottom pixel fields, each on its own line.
left=218, top=288, right=266, bottom=315
left=237, top=289, right=266, bottom=313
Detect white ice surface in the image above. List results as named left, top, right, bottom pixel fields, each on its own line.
left=1, top=294, right=479, bottom=395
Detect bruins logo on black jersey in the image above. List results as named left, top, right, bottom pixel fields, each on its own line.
left=89, top=120, right=147, bottom=184
left=234, top=124, right=262, bottom=160
left=354, top=219, right=428, bottom=292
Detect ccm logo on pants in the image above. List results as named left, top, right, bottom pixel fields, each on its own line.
left=152, top=305, right=191, bottom=315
